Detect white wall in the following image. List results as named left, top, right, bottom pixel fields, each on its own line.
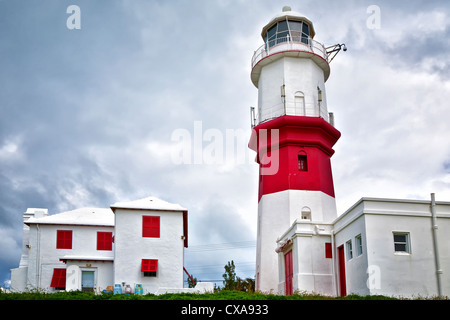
left=256, top=191, right=290, bottom=293
left=10, top=208, right=48, bottom=292
left=277, top=220, right=334, bottom=296
left=365, top=214, right=437, bottom=297
left=114, top=208, right=185, bottom=294
left=257, top=189, right=337, bottom=293
left=257, top=56, right=328, bottom=123
left=65, top=262, right=114, bottom=293
left=25, top=223, right=114, bottom=291
left=334, top=213, right=369, bottom=296
left=334, top=198, right=450, bottom=298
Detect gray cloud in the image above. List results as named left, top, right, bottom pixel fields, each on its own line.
left=2, top=0, right=450, bottom=285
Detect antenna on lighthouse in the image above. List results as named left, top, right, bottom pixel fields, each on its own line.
left=326, top=43, right=347, bottom=63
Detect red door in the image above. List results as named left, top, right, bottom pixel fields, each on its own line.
left=284, top=250, right=293, bottom=295
left=337, top=245, right=346, bottom=297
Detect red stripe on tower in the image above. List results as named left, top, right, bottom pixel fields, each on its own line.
left=249, top=115, right=341, bottom=201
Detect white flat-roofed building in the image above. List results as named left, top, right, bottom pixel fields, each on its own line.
left=10, top=196, right=190, bottom=294
left=276, top=196, right=450, bottom=298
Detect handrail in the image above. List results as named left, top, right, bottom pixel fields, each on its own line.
left=251, top=36, right=328, bottom=69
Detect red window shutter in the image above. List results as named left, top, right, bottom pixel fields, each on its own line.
left=142, top=216, right=160, bottom=238
left=50, top=268, right=66, bottom=288
left=141, top=259, right=158, bottom=272
left=56, top=230, right=72, bottom=249
left=325, top=242, right=332, bottom=258
left=97, top=232, right=113, bottom=251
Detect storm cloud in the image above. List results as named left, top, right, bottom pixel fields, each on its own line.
left=1, top=0, right=450, bottom=286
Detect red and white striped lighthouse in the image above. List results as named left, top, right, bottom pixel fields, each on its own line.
left=249, top=7, right=342, bottom=293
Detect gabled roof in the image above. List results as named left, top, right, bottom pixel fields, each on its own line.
left=25, top=207, right=114, bottom=227
left=110, top=196, right=189, bottom=248
left=110, top=196, right=187, bottom=213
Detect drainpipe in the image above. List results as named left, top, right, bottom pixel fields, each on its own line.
left=36, top=224, right=41, bottom=290
left=331, top=229, right=338, bottom=297
left=430, top=193, right=443, bottom=298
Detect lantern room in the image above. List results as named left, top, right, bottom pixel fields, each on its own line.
left=262, top=6, right=316, bottom=48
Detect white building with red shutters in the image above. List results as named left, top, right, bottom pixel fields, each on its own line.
left=9, top=196, right=202, bottom=294
left=10, top=6, right=450, bottom=299
left=111, top=197, right=188, bottom=294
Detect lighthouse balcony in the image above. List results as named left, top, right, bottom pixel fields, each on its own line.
left=251, top=36, right=330, bottom=86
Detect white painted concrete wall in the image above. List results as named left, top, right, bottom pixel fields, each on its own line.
left=333, top=212, right=369, bottom=296
left=256, top=190, right=337, bottom=293
left=10, top=208, right=114, bottom=292
left=11, top=199, right=187, bottom=294
left=24, top=222, right=114, bottom=291
left=65, top=262, right=114, bottom=292
left=277, top=221, right=334, bottom=296
left=257, top=57, right=327, bottom=123
left=113, top=208, right=185, bottom=294
left=10, top=208, right=48, bottom=292
left=334, top=198, right=450, bottom=298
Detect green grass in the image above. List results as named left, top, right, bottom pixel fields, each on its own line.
left=0, top=289, right=409, bottom=300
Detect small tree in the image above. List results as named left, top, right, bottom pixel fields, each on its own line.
left=235, top=277, right=255, bottom=293
left=222, top=260, right=237, bottom=290
left=187, top=275, right=198, bottom=288
left=221, top=260, right=255, bottom=292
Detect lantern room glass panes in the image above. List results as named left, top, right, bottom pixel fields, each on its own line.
left=302, top=23, right=310, bottom=44
left=288, top=20, right=302, bottom=41
left=276, top=20, right=289, bottom=44
left=265, top=18, right=311, bottom=48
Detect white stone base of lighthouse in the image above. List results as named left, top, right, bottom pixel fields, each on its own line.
left=276, top=221, right=336, bottom=296
left=255, top=189, right=337, bottom=294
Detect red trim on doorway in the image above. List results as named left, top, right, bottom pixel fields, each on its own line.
left=338, top=245, right=347, bottom=297
left=284, top=250, right=293, bottom=296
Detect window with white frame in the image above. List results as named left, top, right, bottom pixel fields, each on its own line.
left=355, top=234, right=363, bottom=256
left=301, top=206, right=311, bottom=220
left=393, top=232, right=410, bottom=253
left=346, top=240, right=353, bottom=260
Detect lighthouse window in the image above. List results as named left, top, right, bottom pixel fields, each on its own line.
left=288, top=21, right=302, bottom=32
left=267, top=25, right=277, bottom=45
left=265, top=19, right=311, bottom=48
left=298, top=154, right=308, bottom=171
left=301, top=207, right=311, bottom=220
left=302, top=23, right=310, bottom=44
left=288, top=21, right=302, bottom=42
left=276, top=20, right=289, bottom=44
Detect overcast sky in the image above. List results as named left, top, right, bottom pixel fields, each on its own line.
left=1, top=0, right=450, bottom=287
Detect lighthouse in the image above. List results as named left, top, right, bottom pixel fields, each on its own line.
left=249, top=7, right=342, bottom=293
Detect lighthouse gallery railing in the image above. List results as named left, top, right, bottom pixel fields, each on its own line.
left=251, top=36, right=329, bottom=69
